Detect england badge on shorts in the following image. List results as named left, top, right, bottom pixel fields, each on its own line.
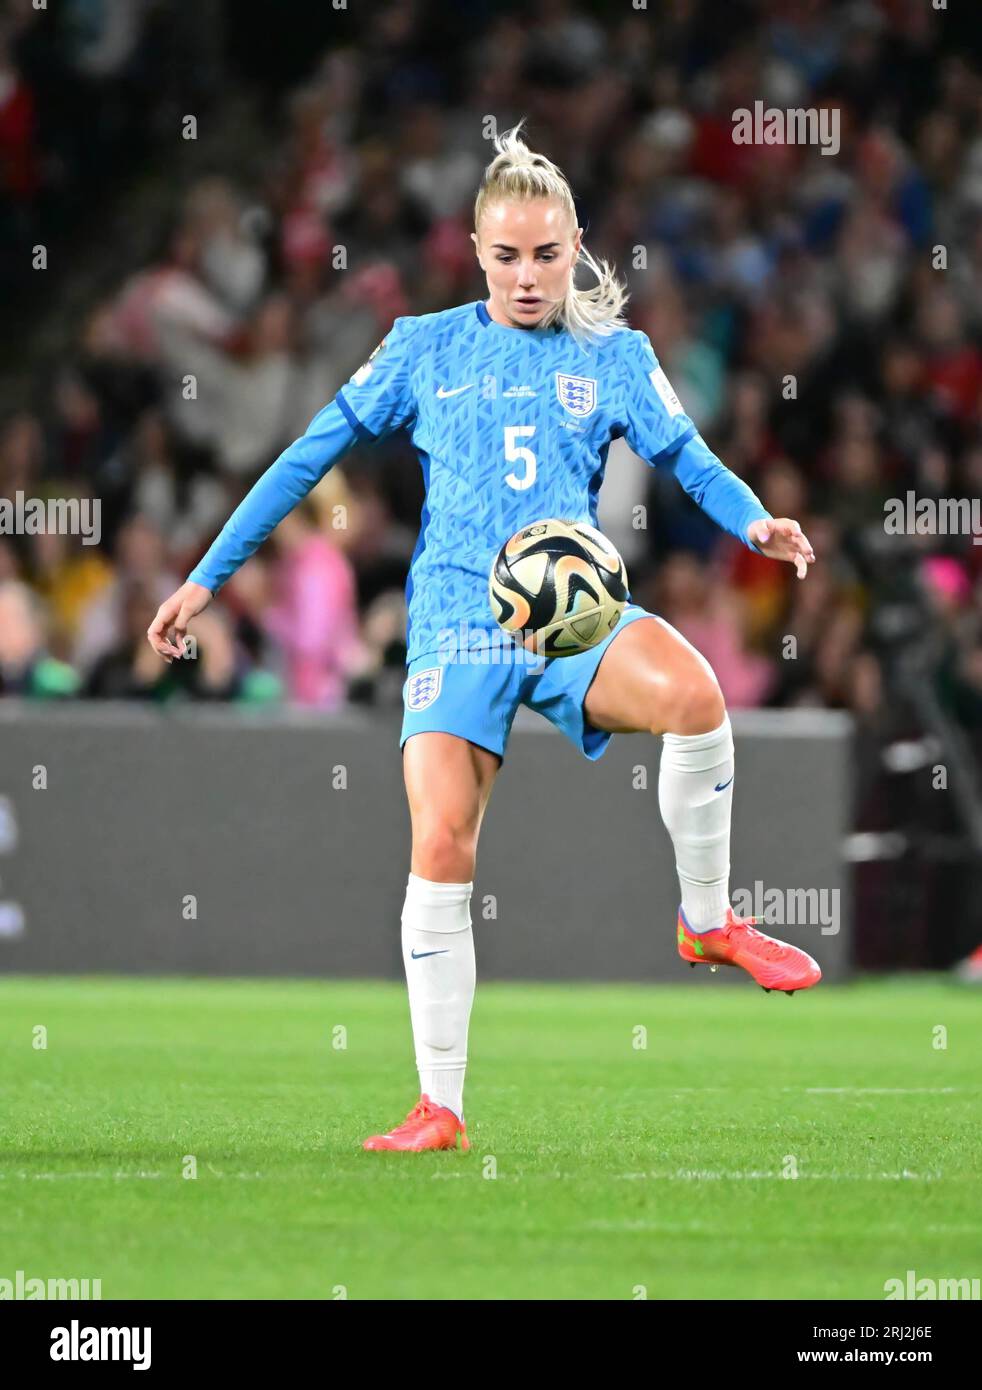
left=556, top=373, right=597, bottom=417
left=405, top=667, right=443, bottom=711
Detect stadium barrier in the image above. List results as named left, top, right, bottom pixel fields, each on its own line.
left=0, top=703, right=852, bottom=980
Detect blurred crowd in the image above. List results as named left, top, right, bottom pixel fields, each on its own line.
left=1, top=0, right=981, bottom=748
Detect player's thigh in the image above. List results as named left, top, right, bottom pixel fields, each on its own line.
left=583, top=613, right=725, bottom=736
left=403, top=731, right=500, bottom=875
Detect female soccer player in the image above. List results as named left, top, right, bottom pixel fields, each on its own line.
left=148, top=124, right=819, bottom=1153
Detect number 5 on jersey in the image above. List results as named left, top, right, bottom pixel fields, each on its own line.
left=504, top=425, right=536, bottom=490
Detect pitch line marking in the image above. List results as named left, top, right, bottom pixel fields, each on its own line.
left=613, top=1169, right=942, bottom=1182
left=0, top=1170, right=265, bottom=1181
left=801, top=1087, right=958, bottom=1094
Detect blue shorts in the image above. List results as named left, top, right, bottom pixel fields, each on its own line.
left=400, top=604, right=656, bottom=761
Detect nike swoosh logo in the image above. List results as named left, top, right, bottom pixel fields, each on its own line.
left=715, top=776, right=734, bottom=792
left=411, top=948, right=450, bottom=959
left=436, top=384, right=474, bottom=398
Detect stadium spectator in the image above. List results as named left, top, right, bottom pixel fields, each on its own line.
left=260, top=498, right=361, bottom=709
left=0, top=580, right=79, bottom=697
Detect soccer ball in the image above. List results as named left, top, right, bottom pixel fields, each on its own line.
left=489, top=518, right=629, bottom=657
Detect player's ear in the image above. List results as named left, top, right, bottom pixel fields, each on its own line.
left=470, top=231, right=483, bottom=268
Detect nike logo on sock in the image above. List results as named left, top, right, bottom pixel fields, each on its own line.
left=410, top=948, right=450, bottom=959
left=714, top=776, right=734, bottom=792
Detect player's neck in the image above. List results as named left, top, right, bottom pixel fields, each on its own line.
left=483, top=297, right=547, bottom=332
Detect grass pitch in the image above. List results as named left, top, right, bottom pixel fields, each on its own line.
left=2, top=976, right=980, bottom=1300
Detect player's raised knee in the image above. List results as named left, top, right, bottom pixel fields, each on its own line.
left=654, top=674, right=725, bottom=737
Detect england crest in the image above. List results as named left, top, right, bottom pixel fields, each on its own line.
left=555, top=373, right=597, bottom=417
left=405, top=666, right=443, bottom=711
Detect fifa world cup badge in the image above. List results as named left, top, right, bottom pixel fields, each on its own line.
left=352, top=337, right=388, bottom=386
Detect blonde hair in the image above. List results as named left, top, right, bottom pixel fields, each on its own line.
left=474, top=121, right=629, bottom=347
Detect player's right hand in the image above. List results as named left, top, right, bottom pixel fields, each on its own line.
left=146, top=580, right=213, bottom=662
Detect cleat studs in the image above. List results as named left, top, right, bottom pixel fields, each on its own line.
left=689, top=962, right=696, bottom=969
left=784, top=990, right=795, bottom=996
left=761, top=986, right=771, bottom=993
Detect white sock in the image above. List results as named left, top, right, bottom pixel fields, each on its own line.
left=401, top=872, right=475, bottom=1122
left=658, top=714, right=734, bottom=933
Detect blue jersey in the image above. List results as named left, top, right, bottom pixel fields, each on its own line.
left=189, top=300, right=771, bottom=663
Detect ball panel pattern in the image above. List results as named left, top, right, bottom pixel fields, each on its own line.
left=488, top=518, right=629, bottom=657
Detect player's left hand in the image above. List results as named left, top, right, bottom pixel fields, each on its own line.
left=746, top=518, right=815, bottom=579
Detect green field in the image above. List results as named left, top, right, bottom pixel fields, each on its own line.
left=1, top=976, right=980, bottom=1300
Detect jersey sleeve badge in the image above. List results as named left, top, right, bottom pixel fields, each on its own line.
left=352, top=337, right=388, bottom=387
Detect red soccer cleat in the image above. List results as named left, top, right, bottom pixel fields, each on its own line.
left=362, top=1094, right=470, bottom=1152
left=954, top=944, right=982, bottom=983
left=677, top=905, right=821, bottom=994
